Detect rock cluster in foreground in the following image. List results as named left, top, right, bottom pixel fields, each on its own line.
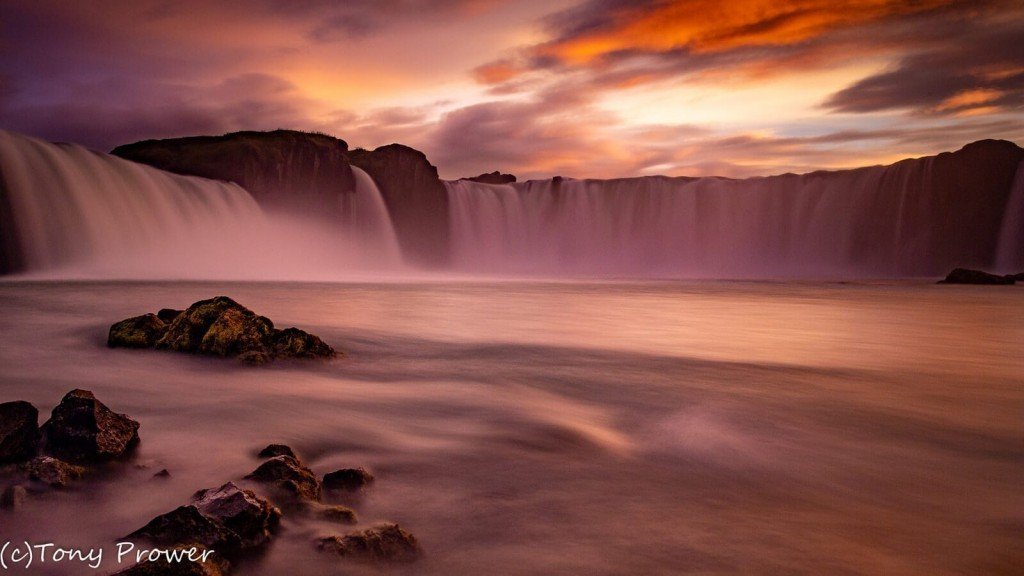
left=938, top=268, right=1021, bottom=285
left=2, top=390, right=421, bottom=573
left=108, top=296, right=336, bottom=364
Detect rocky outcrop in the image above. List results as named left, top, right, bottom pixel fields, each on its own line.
left=112, top=130, right=356, bottom=217
left=0, top=401, right=39, bottom=462
left=192, top=483, right=281, bottom=549
left=257, top=444, right=299, bottom=461
left=0, top=484, right=27, bottom=509
left=108, top=314, right=169, bottom=348
left=42, top=389, right=140, bottom=463
left=462, top=171, right=516, bottom=184
left=112, top=549, right=227, bottom=576
left=349, top=144, right=449, bottom=265
left=128, top=506, right=243, bottom=552
left=316, top=523, right=421, bottom=563
left=245, top=455, right=322, bottom=502
left=938, top=268, right=1016, bottom=285
left=111, top=297, right=337, bottom=364
left=323, top=468, right=374, bottom=492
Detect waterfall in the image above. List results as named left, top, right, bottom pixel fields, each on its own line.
left=996, top=161, right=1024, bottom=273
left=0, top=130, right=402, bottom=279
left=446, top=152, right=1021, bottom=278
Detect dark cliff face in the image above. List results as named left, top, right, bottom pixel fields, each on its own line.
left=348, top=144, right=449, bottom=266
left=461, top=171, right=517, bottom=185
left=112, top=130, right=356, bottom=217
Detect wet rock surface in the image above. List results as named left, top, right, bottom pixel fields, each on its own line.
left=0, top=400, right=39, bottom=462
left=192, top=483, right=281, bottom=548
left=42, top=389, right=140, bottom=463
left=323, top=467, right=374, bottom=492
left=108, top=314, right=169, bottom=348
left=938, top=268, right=1017, bottom=285
left=110, top=296, right=336, bottom=363
left=316, top=523, right=421, bottom=563
left=257, top=444, right=299, bottom=461
left=245, top=455, right=322, bottom=502
left=25, top=456, right=85, bottom=487
left=127, top=506, right=244, bottom=552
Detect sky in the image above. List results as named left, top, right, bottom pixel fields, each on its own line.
left=1, top=0, right=1022, bottom=180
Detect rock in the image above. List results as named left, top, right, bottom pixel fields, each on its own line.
left=938, top=268, right=1015, bottom=285
left=192, top=482, right=280, bottom=548
left=349, top=144, right=449, bottom=265
left=245, top=455, right=321, bottom=501
left=257, top=444, right=299, bottom=461
left=108, top=314, right=168, bottom=348
left=42, top=389, right=140, bottom=463
left=272, top=327, right=336, bottom=359
left=25, top=456, right=84, bottom=487
left=198, top=307, right=275, bottom=357
left=0, top=484, right=28, bottom=509
left=111, top=548, right=227, bottom=576
left=105, top=296, right=338, bottom=363
left=157, top=308, right=184, bottom=323
left=462, top=171, right=516, bottom=185
left=0, top=401, right=39, bottom=462
left=315, top=504, right=358, bottom=525
left=1006, top=272, right=1024, bottom=282
left=126, top=506, right=242, bottom=552
left=316, top=523, right=420, bottom=563
left=153, top=469, right=171, bottom=479
left=322, top=468, right=374, bottom=492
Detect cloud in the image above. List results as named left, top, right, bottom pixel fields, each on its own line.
left=823, top=23, right=1024, bottom=115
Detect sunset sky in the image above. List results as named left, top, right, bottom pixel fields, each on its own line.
left=2, top=0, right=1022, bottom=179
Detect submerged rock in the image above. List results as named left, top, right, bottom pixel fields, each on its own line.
left=938, top=268, right=1016, bottom=285
left=108, top=314, right=168, bottom=348
left=0, top=484, right=28, bottom=509
left=316, top=523, right=420, bottom=563
left=322, top=468, right=374, bottom=492
left=25, top=456, right=84, bottom=487
left=127, top=506, right=243, bottom=552
left=42, top=389, right=140, bottom=463
left=314, top=504, right=358, bottom=525
left=192, top=482, right=281, bottom=549
left=0, top=401, right=39, bottom=462
left=111, top=296, right=336, bottom=363
left=245, top=455, right=322, bottom=502
left=257, top=444, right=299, bottom=461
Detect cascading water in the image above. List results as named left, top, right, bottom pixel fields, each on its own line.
left=446, top=149, right=1024, bottom=278
left=0, top=130, right=402, bottom=279
left=996, top=161, right=1024, bottom=272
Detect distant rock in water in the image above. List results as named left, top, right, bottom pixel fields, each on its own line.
left=938, top=268, right=1016, bottom=285
left=111, top=130, right=355, bottom=217
left=42, top=389, right=140, bottom=463
left=317, top=523, right=421, bottom=563
left=0, top=401, right=39, bottom=463
left=349, top=144, right=450, bottom=265
left=461, top=171, right=517, bottom=184
left=109, top=296, right=337, bottom=364
left=25, top=456, right=85, bottom=487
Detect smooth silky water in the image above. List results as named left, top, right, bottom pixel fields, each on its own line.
left=0, top=280, right=1021, bottom=575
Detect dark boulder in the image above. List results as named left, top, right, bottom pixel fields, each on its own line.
left=316, top=523, right=421, bottom=563
left=349, top=144, right=449, bottom=265
left=272, top=328, right=335, bottom=359
left=257, top=444, right=299, bottom=461
left=323, top=468, right=374, bottom=492
left=192, top=482, right=280, bottom=548
left=109, top=314, right=168, bottom=349
left=114, top=296, right=336, bottom=363
left=0, top=484, right=28, bottom=509
left=25, top=456, right=84, bottom=487
left=462, top=171, right=516, bottom=185
left=0, top=401, right=39, bottom=462
left=938, top=268, right=1016, bottom=285
left=157, top=308, right=184, bottom=323
left=42, top=389, right=140, bottom=463
left=245, top=456, right=321, bottom=502
left=314, top=504, right=358, bottom=525
left=126, top=506, right=243, bottom=552
left=1006, top=272, right=1024, bottom=282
